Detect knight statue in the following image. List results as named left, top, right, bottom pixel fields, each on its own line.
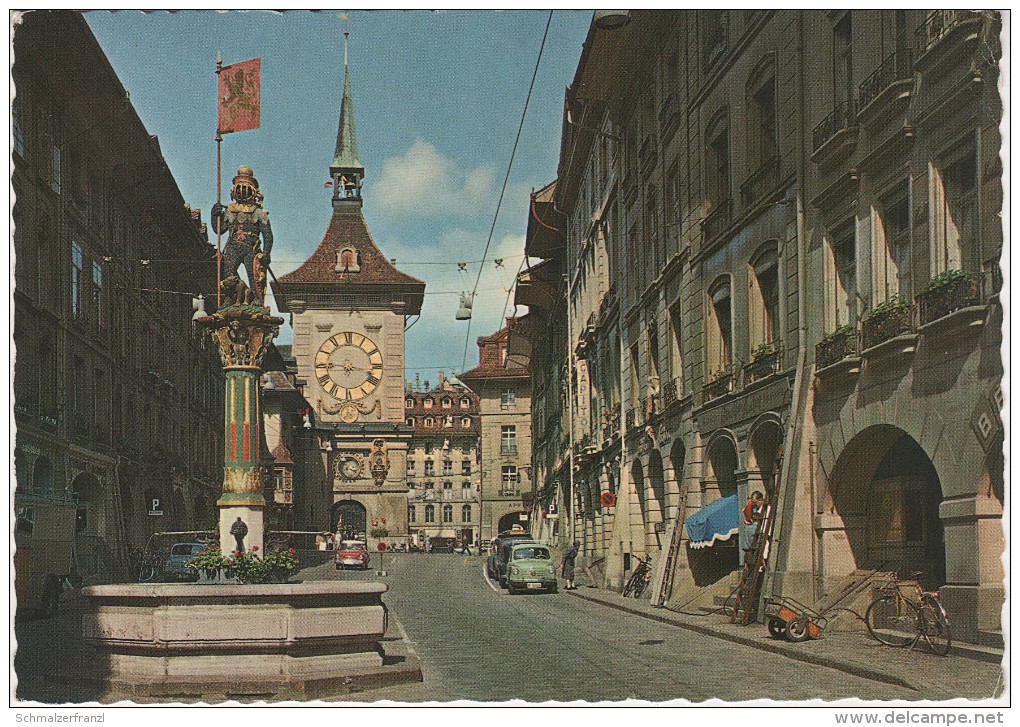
left=212, top=165, right=273, bottom=306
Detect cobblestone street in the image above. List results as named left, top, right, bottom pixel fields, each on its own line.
left=313, top=553, right=1001, bottom=703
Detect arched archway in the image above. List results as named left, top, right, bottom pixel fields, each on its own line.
left=33, top=456, right=54, bottom=494
left=331, top=499, right=367, bottom=540
left=71, top=472, right=102, bottom=536
left=705, top=434, right=738, bottom=501
left=748, top=417, right=782, bottom=485
left=497, top=511, right=529, bottom=534
left=830, top=426, right=946, bottom=589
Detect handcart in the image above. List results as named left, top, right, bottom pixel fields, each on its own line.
left=763, top=568, right=891, bottom=643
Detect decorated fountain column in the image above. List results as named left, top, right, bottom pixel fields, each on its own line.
left=200, top=164, right=281, bottom=554
left=201, top=305, right=282, bottom=554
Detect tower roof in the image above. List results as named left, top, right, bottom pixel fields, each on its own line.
left=331, top=33, right=363, bottom=176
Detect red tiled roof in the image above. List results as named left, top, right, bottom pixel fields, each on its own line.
left=460, top=364, right=530, bottom=381
left=277, top=208, right=425, bottom=288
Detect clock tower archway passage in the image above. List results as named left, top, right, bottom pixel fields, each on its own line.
left=270, top=38, right=424, bottom=548
left=331, top=499, right=367, bottom=540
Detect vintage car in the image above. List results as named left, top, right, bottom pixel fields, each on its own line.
left=333, top=540, right=370, bottom=570
left=505, top=543, right=557, bottom=594
left=486, top=528, right=533, bottom=582
left=163, top=542, right=206, bottom=582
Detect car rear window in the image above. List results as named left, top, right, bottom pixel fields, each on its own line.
left=513, top=546, right=550, bottom=560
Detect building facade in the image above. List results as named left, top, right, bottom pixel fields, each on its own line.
left=270, top=44, right=425, bottom=545
left=12, top=11, right=224, bottom=579
left=404, top=373, right=481, bottom=547
left=518, top=10, right=1003, bottom=644
left=461, top=321, right=533, bottom=544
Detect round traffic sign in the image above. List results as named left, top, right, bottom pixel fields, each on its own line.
left=600, top=491, right=616, bottom=507
left=377, top=542, right=389, bottom=552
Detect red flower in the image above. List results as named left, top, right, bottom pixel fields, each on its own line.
left=288, top=548, right=296, bottom=555
left=252, top=545, right=259, bottom=552
left=234, top=550, right=241, bottom=557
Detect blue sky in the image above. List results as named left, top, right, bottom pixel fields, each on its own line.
left=84, top=9, right=590, bottom=381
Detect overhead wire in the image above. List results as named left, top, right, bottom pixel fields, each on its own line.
left=459, top=9, right=553, bottom=373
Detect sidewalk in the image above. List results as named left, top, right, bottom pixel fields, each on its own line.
left=567, top=587, right=1005, bottom=701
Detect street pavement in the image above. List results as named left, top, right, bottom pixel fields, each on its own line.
left=318, top=553, right=1003, bottom=703
left=13, top=552, right=1005, bottom=704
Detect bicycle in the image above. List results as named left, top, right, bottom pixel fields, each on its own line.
left=865, top=574, right=951, bottom=656
left=622, top=555, right=652, bottom=598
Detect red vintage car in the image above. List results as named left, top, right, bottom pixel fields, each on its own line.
left=333, top=540, right=370, bottom=570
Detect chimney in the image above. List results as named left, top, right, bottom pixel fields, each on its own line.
left=424, top=379, right=430, bottom=391
left=438, top=370, right=445, bottom=387
left=415, top=373, right=420, bottom=391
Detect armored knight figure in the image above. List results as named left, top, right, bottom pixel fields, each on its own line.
left=212, top=165, right=273, bottom=305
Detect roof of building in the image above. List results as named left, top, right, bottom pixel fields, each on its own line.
left=331, top=58, right=363, bottom=173
left=277, top=209, right=424, bottom=287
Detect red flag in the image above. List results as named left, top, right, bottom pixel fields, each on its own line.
left=218, top=57, right=261, bottom=134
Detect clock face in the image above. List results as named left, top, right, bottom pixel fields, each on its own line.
left=341, top=457, right=361, bottom=479
left=314, top=332, right=384, bottom=400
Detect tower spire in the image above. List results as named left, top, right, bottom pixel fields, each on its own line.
left=331, top=30, right=364, bottom=208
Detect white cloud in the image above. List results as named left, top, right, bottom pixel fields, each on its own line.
left=367, top=139, right=496, bottom=219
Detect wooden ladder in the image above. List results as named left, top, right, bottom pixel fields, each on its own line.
left=731, top=445, right=784, bottom=625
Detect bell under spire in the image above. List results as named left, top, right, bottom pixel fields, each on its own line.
left=330, top=31, right=364, bottom=208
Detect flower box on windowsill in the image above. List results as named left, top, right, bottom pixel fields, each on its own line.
left=703, top=372, right=734, bottom=402
left=814, top=327, right=862, bottom=391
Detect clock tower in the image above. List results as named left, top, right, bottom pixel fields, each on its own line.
left=271, top=34, right=425, bottom=542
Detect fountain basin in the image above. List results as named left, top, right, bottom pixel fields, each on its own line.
left=81, top=581, right=415, bottom=699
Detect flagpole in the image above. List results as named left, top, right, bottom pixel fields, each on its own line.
left=215, top=53, right=224, bottom=310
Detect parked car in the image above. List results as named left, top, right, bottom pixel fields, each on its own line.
left=163, top=542, right=206, bottom=582
left=505, top=543, right=557, bottom=594
left=333, top=540, right=369, bottom=570
left=429, top=536, right=458, bottom=553
left=487, top=526, right=534, bottom=583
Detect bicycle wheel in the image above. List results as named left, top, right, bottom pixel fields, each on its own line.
left=866, top=596, right=916, bottom=647
left=919, top=595, right=951, bottom=656
left=622, top=572, right=639, bottom=597
left=633, top=575, right=647, bottom=598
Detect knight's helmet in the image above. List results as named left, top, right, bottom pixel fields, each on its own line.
left=230, top=165, right=262, bottom=206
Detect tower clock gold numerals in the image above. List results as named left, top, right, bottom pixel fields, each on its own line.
left=314, top=331, right=384, bottom=401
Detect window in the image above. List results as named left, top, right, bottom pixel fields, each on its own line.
left=668, top=298, right=683, bottom=394
left=424, top=459, right=434, bottom=476
left=666, top=162, right=680, bottom=233
left=405, top=398, right=414, bottom=408
left=71, top=241, right=83, bottom=319
left=706, top=115, right=731, bottom=211
left=13, top=106, right=24, bottom=159
left=424, top=441, right=433, bottom=454
left=408, top=505, right=416, bottom=523
left=424, top=504, right=435, bottom=523
left=462, top=459, right=472, bottom=475
left=933, top=139, right=978, bottom=273
left=406, top=417, right=415, bottom=426
left=827, top=221, right=857, bottom=330
left=748, top=73, right=777, bottom=169
left=461, top=504, right=472, bottom=522
left=423, top=397, right=433, bottom=409
left=51, top=145, right=61, bottom=193
left=92, top=260, right=103, bottom=332
left=500, top=426, right=517, bottom=455
left=407, top=460, right=415, bottom=476
left=462, top=416, right=471, bottom=428
left=876, top=182, right=911, bottom=302
left=500, top=390, right=516, bottom=409
left=462, top=482, right=473, bottom=500
left=833, top=13, right=853, bottom=108
left=702, top=10, right=728, bottom=69
left=707, top=278, right=733, bottom=374
left=502, top=466, right=519, bottom=490
left=460, top=396, right=471, bottom=409
left=749, top=244, right=780, bottom=349
left=442, top=460, right=453, bottom=476
left=442, top=505, right=453, bottom=523
left=424, top=416, right=435, bottom=427
left=442, top=397, right=452, bottom=408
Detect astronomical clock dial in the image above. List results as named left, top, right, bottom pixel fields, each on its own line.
left=314, top=332, right=384, bottom=400
left=335, top=453, right=364, bottom=481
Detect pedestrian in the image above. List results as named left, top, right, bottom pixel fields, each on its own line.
left=561, top=540, right=580, bottom=590
left=744, top=490, right=765, bottom=525
left=230, top=516, right=248, bottom=553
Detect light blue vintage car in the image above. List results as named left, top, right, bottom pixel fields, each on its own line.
left=505, top=543, right=558, bottom=595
